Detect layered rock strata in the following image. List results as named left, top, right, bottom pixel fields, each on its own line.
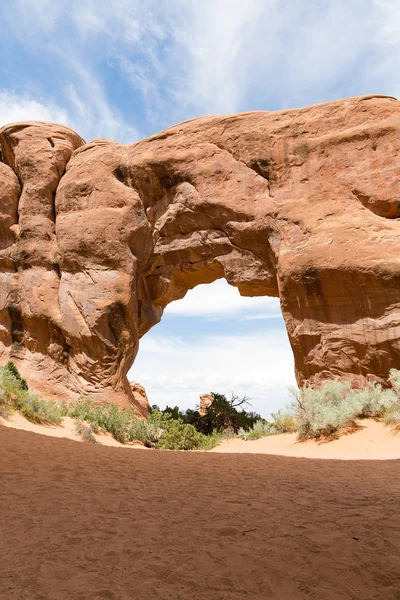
left=1, top=95, right=400, bottom=410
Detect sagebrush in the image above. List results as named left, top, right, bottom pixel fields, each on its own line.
left=290, top=374, right=400, bottom=439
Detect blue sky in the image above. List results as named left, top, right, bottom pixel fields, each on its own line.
left=0, top=0, right=398, bottom=415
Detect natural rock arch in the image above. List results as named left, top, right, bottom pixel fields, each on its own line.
left=1, top=94, right=400, bottom=413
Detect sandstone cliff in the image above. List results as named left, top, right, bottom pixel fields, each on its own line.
left=1, top=95, right=400, bottom=410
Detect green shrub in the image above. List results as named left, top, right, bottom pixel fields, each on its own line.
left=270, top=409, right=297, bottom=433
left=0, top=366, right=26, bottom=402
left=382, top=404, right=400, bottom=425
left=5, top=361, right=28, bottom=390
left=75, top=420, right=98, bottom=444
left=156, top=420, right=218, bottom=451
left=350, top=384, right=396, bottom=418
left=289, top=378, right=398, bottom=440
left=380, top=370, right=400, bottom=427
left=67, top=400, right=135, bottom=443
left=197, top=429, right=223, bottom=450
left=238, top=419, right=277, bottom=440
left=15, top=391, right=65, bottom=424
left=290, top=380, right=362, bottom=439
left=389, top=368, right=400, bottom=397
left=127, top=417, right=163, bottom=447
left=147, top=408, right=174, bottom=431
left=0, top=364, right=64, bottom=424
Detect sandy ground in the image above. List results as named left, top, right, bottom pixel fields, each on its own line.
left=2, top=413, right=400, bottom=459
left=1, top=425, right=400, bottom=599
left=0, top=413, right=145, bottom=448
left=211, top=419, right=400, bottom=460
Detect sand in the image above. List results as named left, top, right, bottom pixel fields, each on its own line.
left=212, top=419, right=400, bottom=460
left=0, top=414, right=145, bottom=448
left=2, top=413, right=400, bottom=460
left=1, top=424, right=400, bottom=599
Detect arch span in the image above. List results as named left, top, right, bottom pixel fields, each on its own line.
left=1, top=95, right=400, bottom=411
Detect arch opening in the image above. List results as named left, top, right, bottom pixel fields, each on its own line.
left=129, top=279, right=295, bottom=417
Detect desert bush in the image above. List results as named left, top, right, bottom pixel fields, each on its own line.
left=389, top=368, right=400, bottom=397
left=0, top=365, right=25, bottom=404
left=292, top=378, right=400, bottom=439
left=155, top=419, right=219, bottom=450
left=350, top=384, right=396, bottom=418
left=16, top=392, right=65, bottom=424
left=290, top=380, right=363, bottom=439
left=197, top=429, right=224, bottom=450
left=4, top=361, right=28, bottom=390
left=127, top=417, right=163, bottom=447
left=147, top=407, right=175, bottom=431
left=67, top=400, right=136, bottom=443
left=382, top=403, right=400, bottom=425
left=75, top=420, right=98, bottom=444
left=289, top=378, right=398, bottom=440
left=381, top=369, right=400, bottom=426
left=270, top=409, right=297, bottom=433
left=203, top=392, right=260, bottom=434
left=0, top=363, right=64, bottom=424
left=238, top=419, right=277, bottom=440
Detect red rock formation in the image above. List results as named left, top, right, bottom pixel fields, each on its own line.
left=1, top=95, right=400, bottom=411
left=129, top=382, right=151, bottom=417
left=199, top=394, right=213, bottom=416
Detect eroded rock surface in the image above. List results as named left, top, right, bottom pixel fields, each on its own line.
left=1, top=95, right=400, bottom=410
left=129, top=382, right=151, bottom=417
left=200, top=394, right=214, bottom=416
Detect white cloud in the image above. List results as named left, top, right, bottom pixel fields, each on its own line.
left=63, top=64, right=139, bottom=143
left=0, top=1, right=142, bottom=142
left=0, top=91, right=71, bottom=128
left=171, top=0, right=387, bottom=116
left=3, top=0, right=400, bottom=140
left=165, top=279, right=281, bottom=319
left=172, top=0, right=272, bottom=114
left=0, top=86, right=137, bottom=144
left=129, top=326, right=296, bottom=417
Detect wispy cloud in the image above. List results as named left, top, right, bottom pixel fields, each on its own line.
left=1, top=1, right=399, bottom=139
left=165, top=280, right=281, bottom=320
left=0, top=0, right=143, bottom=141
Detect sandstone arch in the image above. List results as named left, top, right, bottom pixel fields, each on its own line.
left=1, top=95, right=400, bottom=413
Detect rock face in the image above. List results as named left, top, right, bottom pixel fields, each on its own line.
left=199, top=394, right=214, bottom=416
left=129, top=382, right=151, bottom=417
left=1, top=95, right=400, bottom=411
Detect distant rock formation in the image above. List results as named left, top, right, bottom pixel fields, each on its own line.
left=129, top=382, right=151, bottom=417
left=199, top=394, right=213, bottom=416
left=1, top=95, right=400, bottom=412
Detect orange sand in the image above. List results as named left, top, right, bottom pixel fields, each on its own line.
left=2, top=413, right=400, bottom=460
left=212, top=419, right=400, bottom=460
left=0, top=413, right=145, bottom=448
left=1, top=424, right=400, bottom=599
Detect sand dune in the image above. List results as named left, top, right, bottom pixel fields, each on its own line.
left=212, top=419, right=400, bottom=460
left=1, top=424, right=400, bottom=599
left=0, top=413, right=141, bottom=448
left=2, top=413, right=400, bottom=460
